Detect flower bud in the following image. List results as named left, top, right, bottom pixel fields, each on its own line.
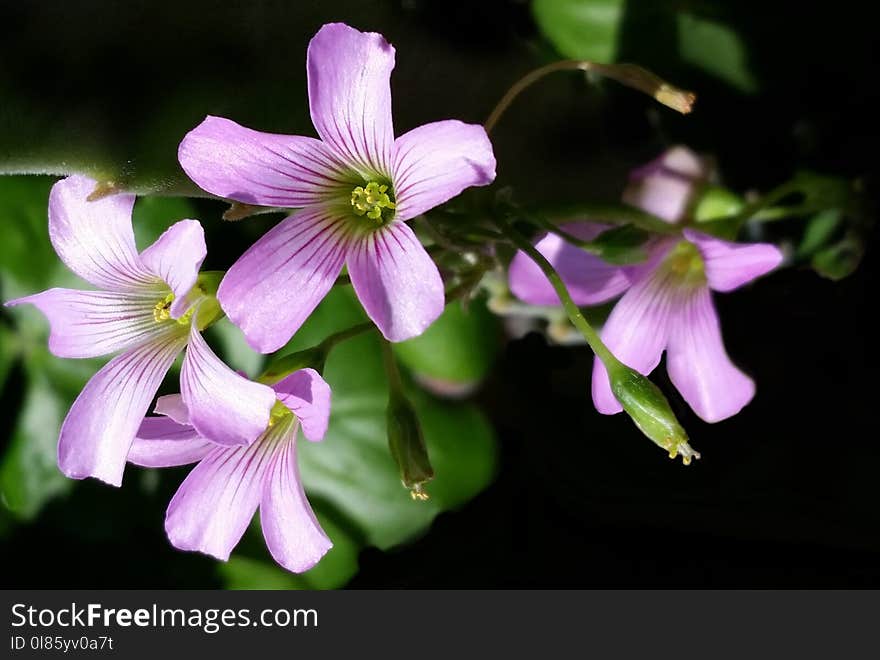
left=609, top=364, right=700, bottom=465
left=386, top=393, right=434, bottom=499
left=623, top=146, right=710, bottom=223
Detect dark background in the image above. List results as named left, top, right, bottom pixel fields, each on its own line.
left=2, top=0, right=879, bottom=587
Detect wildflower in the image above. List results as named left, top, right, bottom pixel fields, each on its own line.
left=508, top=148, right=783, bottom=422
left=5, top=175, right=275, bottom=485
left=178, top=22, right=496, bottom=352
left=128, top=369, right=332, bottom=573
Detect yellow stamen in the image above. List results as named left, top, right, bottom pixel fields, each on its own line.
left=350, top=181, right=396, bottom=223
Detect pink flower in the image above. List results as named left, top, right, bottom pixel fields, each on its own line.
left=508, top=148, right=783, bottom=422
left=178, top=22, right=496, bottom=352
left=5, top=175, right=276, bottom=485
left=129, top=369, right=332, bottom=573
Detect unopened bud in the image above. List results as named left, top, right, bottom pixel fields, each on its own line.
left=386, top=394, right=434, bottom=499
left=609, top=365, right=699, bottom=465
left=623, top=146, right=710, bottom=223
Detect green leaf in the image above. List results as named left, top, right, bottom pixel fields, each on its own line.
left=532, top=0, right=625, bottom=62
left=394, top=298, right=500, bottom=387
left=130, top=194, right=199, bottom=249
left=797, top=209, right=843, bottom=258
left=811, top=234, right=864, bottom=281
left=677, top=13, right=758, bottom=93
left=278, top=288, right=497, bottom=551
left=0, top=371, right=72, bottom=519
left=207, top=319, right=265, bottom=378
left=0, top=176, right=56, bottom=293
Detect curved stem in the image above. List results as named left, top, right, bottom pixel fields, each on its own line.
left=485, top=60, right=695, bottom=134
left=493, top=214, right=621, bottom=370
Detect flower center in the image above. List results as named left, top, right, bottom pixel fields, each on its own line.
left=267, top=399, right=293, bottom=427
left=662, top=240, right=706, bottom=287
left=153, top=293, right=194, bottom=326
left=350, top=181, right=396, bottom=223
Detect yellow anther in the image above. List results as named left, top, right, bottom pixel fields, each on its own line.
left=153, top=292, right=195, bottom=326
left=350, top=181, right=396, bottom=223
left=409, top=484, right=430, bottom=501
left=153, top=293, right=175, bottom=322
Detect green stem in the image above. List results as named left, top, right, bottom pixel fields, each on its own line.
left=485, top=60, right=695, bottom=134
left=493, top=215, right=621, bottom=370
left=323, top=321, right=374, bottom=351
left=380, top=336, right=404, bottom=395
left=257, top=321, right=374, bottom=383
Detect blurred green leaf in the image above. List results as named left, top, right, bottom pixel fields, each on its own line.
left=811, top=234, right=864, bottom=281
left=0, top=326, right=18, bottom=392
left=394, top=298, right=500, bottom=387
left=0, top=371, right=72, bottom=519
left=131, top=194, right=199, bottom=249
left=0, top=176, right=55, bottom=293
left=677, top=13, right=758, bottom=93
left=798, top=209, right=843, bottom=258
left=532, top=0, right=625, bottom=62
left=207, top=319, right=265, bottom=378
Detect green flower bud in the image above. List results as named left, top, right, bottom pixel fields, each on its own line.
left=386, top=393, right=434, bottom=500
left=609, top=364, right=700, bottom=465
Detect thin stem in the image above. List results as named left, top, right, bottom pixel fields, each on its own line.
left=380, top=337, right=404, bottom=395
left=493, top=214, right=621, bottom=370
left=257, top=321, right=374, bottom=384
left=485, top=60, right=695, bottom=134
left=322, top=321, right=374, bottom=351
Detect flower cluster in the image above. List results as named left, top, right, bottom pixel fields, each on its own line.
left=509, top=147, right=783, bottom=423
left=6, top=22, right=791, bottom=575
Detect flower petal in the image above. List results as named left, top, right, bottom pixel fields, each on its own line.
left=307, top=22, right=395, bottom=175
left=165, top=438, right=274, bottom=561
left=218, top=206, right=349, bottom=353
left=622, top=147, right=707, bottom=223
left=154, top=394, right=190, bottom=424
left=666, top=286, right=755, bottom=422
left=58, top=335, right=185, bottom=486
left=273, top=368, right=331, bottom=442
left=128, top=417, right=213, bottom=468
left=684, top=229, right=783, bottom=293
left=508, top=223, right=632, bottom=306
left=180, top=323, right=276, bottom=446
left=48, top=175, right=155, bottom=291
left=347, top=221, right=444, bottom=342
left=261, top=433, right=331, bottom=573
left=178, top=116, right=356, bottom=207
left=391, top=120, right=496, bottom=221
left=591, top=266, right=677, bottom=414
left=140, top=219, right=207, bottom=318
left=5, top=288, right=160, bottom=358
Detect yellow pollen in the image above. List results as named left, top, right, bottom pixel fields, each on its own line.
left=153, top=293, right=175, bottom=322
left=351, top=181, right=396, bottom=222
left=153, top=292, right=195, bottom=326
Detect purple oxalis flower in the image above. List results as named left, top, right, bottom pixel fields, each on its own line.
left=128, top=368, right=332, bottom=573
left=508, top=147, right=784, bottom=422
left=178, top=22, right=497, bottom=352
left=5, top=175, right=276, bottom=486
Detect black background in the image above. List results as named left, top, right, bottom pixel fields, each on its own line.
left=2, top=0, right=879, bottom=587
